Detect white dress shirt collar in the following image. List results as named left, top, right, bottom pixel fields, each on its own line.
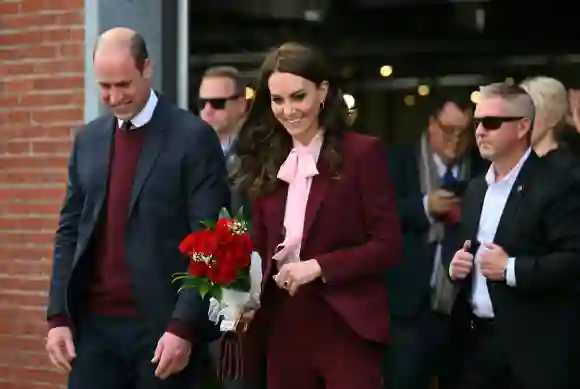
left=117, top=89, right=158, bottom=129
left=484, top=147, right=532, bottom=186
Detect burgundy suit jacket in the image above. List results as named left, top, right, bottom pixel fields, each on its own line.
left=251, top=131, right=403, bottom=344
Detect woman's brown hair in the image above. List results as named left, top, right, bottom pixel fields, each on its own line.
left=232, top=42, right=350, bottom=199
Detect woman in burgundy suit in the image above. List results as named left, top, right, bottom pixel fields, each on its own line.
left=232, top=42, right=403, bottom=389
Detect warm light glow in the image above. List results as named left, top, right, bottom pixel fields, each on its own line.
left=417, top=85, right=430, bottom=96
left=470, top=91, right=481, bottom=103
left=245, top=86, right=255, bottom=100
left=343, top=93, right=356, bottom=110
left=404, top=95, right=415, bottom=106
left=379, top=65, right=393, bottom=77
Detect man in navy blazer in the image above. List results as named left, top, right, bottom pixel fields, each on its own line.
left=385, top=96, right=488, bottom=389
left=44, top=28, right=229, bottom=389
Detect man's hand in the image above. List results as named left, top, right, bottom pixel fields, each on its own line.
left=427, top=189, right=460, bottom=217
left=450, top=240, right=474, bottom=280
left=274, top=259, right=322, bottom=296
left=480, top=243, right=509, bottom=281
left=151, top=332, right=191, bottom=380
left=46, top=326, right=76, bottom=373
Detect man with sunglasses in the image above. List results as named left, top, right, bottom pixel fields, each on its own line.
left=198, top=66, right=248, bottom=159
left=385, top=95, right=487, bottom=389
left=449, top=83, right=580, bottom=389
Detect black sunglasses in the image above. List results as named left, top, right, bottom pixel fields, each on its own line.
left=197, top=95, right=240, bottom=110
left=473, top=116, right=523, bottom=131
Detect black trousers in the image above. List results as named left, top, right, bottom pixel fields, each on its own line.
left=454, top=317, right=523, bottom=389
left=68, top=316, right=207, bottom=389
left=385, top=309, right=463, bottom=389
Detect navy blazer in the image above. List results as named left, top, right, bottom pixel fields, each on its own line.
left=47, top=95, right=230, bottom=341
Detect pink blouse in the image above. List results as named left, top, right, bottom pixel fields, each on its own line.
left=272, top=132, right=324, bottom=268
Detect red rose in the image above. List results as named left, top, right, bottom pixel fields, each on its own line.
left=230, top=234, right=252, bottom=268
left=220, top=246, right=237, bottom=268
left=194, top=229, right=218, bottom=255
left=179, top=232, right=200, bottom=255
left=214, top=218, right=235, bottom=243
left=189, top=260, right=209, bottom=277
left=208, top=261, right=237, bottom=284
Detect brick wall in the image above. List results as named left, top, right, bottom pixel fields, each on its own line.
left=0, top=0, right=85, bottom=387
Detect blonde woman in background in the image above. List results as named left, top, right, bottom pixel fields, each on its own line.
left=521, top=76, right=580, bottom=161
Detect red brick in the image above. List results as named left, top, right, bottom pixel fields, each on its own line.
left=0, top=14, right=58, bottom=30
left=32, top=139, right=73, bottom=154
left=59, top=43, right=83, bottom=58
left=0, top=231, right=55, bottom=245
left=1, top=0, right=84, bottom=385
left=0, top=292, right=49, bottom=311
left=0, top=2, right=20, bottom=15
left=0, top=187, right=65, bottom=204
left=0, top=140, right=31, bottom=154
left=2, top=125, right=74, bottom=142
left=2, top=202, right=63, bottom=215
left=33, top=59, right=84, bottom=75
left=32, top=76, right=84, bottom=91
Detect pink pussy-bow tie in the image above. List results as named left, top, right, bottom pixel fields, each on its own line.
left=273, top=148, right=319, bottom=267
left=277, top=148, right=319, bottom=184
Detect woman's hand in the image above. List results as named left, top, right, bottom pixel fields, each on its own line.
left=274, top=259, right=322, bottom=296
left=234, top=308, right=256, bottom=335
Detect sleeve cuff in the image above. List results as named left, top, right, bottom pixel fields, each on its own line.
left=506, top=257, right=517, bottom=287
left=47, top=314, right=72, bottom=330
left=422, top=195, right=435, bottom=225
left=166, top=319, right=195, bottom=343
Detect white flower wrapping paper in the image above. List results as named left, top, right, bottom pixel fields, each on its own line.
left=208, top=251, right=262, bottom=332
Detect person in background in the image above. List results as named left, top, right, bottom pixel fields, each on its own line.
left=198, top=67, right=260, bottom=389
left=44, top=27, right=229, bottom=389
left=231, top=42, right=403, bottom=389
left=450, top=83, right=580, bottom=389
left=521, top=76, right=580, bottom=161
left=522, top=75, right=580, bottom=389
left=198, top=66, right=248, bottom=159
left=385, top=95, right=488, bottom=389
left=567, top=86, right=580, bottom=133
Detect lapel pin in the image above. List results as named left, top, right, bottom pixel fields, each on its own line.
left=517, top=185, right=524, bottom=193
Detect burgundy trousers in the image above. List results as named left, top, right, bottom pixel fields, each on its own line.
left=264, top=286, right=383, bottom=389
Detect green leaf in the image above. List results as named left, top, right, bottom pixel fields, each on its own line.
left=198, top=282, right=212, bottom=298
left=218, top=207, right=232, bottom=220
left=200, top=220, right=216, bottom=230
left=227, top=269, right=251, bottom=292
left=234, top=205, right=245, bottom=221
left=209, top=285, right=223, bottom=301
left=178, top=283, right=202, bottom=293
left=172, top=274, right=193, bottom=283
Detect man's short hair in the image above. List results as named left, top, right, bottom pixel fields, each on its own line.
left=129, top=33, right=149, bottom=72
left=202, top=66, right=246, bottom=97
left=427, top=91, right=473, bottom=119
left=93, top=31, right=149, bottom=73
left=479, top=82, right=535, bottom=120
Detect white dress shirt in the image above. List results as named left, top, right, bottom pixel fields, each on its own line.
left=116, top=89, right=158, bottom=129
left=471, top=148, right=531, bottom=318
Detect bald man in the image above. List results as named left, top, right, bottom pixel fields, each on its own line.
left=45, top=28, right=230, bottom=389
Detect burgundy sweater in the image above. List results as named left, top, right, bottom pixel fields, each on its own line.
left=86, top=123, right=145, bottom=317
left=49, top=122, right=193, bottom=341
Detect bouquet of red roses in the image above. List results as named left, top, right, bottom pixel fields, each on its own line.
left=173, top=207, right=254, bottom=331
